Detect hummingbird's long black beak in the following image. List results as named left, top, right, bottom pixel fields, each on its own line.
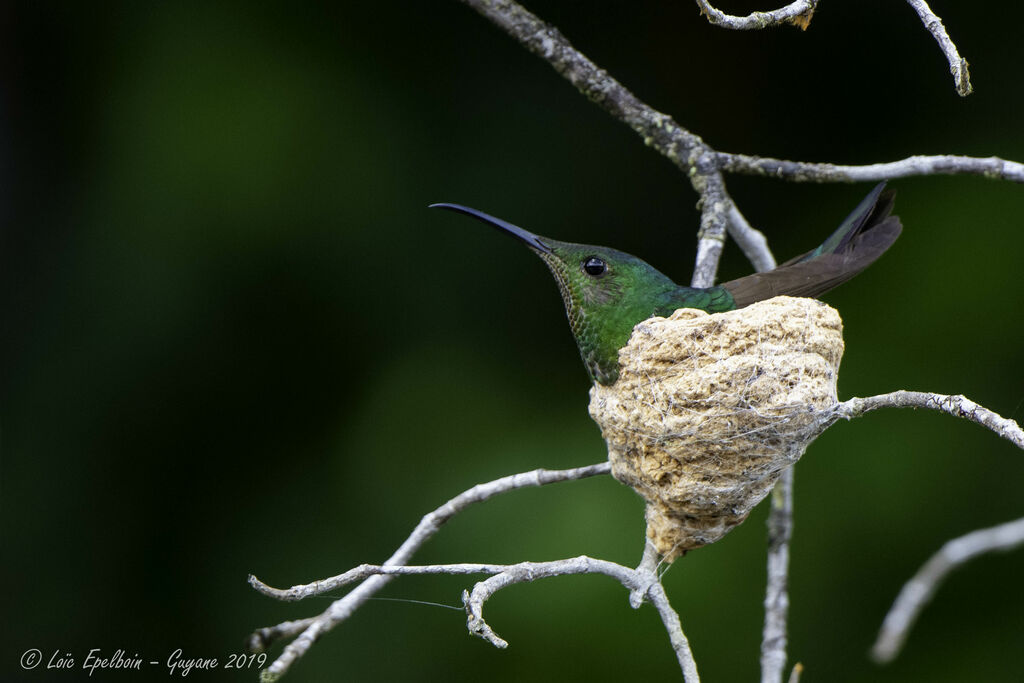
left=429, top=203, right=554, bottom=255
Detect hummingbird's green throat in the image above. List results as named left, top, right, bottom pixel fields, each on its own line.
left=431, top=183, right=901, bottom=386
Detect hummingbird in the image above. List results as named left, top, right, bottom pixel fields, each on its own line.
left=431, top=183, right=901, bottom=386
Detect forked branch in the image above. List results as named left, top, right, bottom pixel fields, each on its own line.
left=249, top=388, right=1022, bottom=680
left=459, top=0, right=1010, bottom=288
left=458, top=0, right=762, bottom=285
left=695, top=1, right=971, bottom=96
left=248, top=463, right=611, bottom=680
left=249, top=2, right=1022, bottom=680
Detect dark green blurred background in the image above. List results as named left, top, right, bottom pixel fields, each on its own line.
left=4, top=1, right=1024, bottom=681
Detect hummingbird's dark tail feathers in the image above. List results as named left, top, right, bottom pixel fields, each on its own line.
left=721, top=183, right=902, bottom=308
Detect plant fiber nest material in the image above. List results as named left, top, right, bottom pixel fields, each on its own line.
left=588, top=296, right=843, bottom=560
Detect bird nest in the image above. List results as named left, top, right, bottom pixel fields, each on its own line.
left=588, top=296, right=843, bottom=560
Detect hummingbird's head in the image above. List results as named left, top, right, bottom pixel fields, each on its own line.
left=431, top=203, right=680, bottom=384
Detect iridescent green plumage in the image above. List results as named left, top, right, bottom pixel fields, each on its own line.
left=531, top=241, right=735, bottom=384
left=432, top=183, right=901, bottom=385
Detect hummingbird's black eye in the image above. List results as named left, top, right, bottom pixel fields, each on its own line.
left=582, top=256, right=607, bottom=277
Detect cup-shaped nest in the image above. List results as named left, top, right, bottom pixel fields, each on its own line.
left=588, top=296, right=844, bottom=560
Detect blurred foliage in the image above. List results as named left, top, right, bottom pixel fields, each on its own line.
left=3, top=1, right=1024, bottom=681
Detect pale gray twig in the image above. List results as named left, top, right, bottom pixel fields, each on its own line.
left=871, top=516, right=1024, bottom=662
left=464, top=555, right=699, bottom=681
left=834, top=391, right=1024, bottom=450
left=694, top=0, right=817, bottom=30
left=247, top=618, right=317, bottom=655
left=647, top=579, right=703, bottom=681
left=717, top=153, right=1024, bottom=184
left=251, top=462, right=610, bottom=681
left=760, top=468, right=795, bottom=683
left=752, top=195, right=786, bottom=683
left=631, top=539, right=664, bottom=608
left=250, top=563, right=515, bottom=601
left=728, top=204, right=777, bottom=273
left=695, top=0, right=970, bottom=96
left=905, top=0, right=972, bottom=96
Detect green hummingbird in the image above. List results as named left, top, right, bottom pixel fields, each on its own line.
left=431, top=183, right=901, bottom=386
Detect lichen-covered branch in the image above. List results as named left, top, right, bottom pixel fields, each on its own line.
left=692, top=164, right=731, bottom=287
left=459, top=0, right=703, bottom=167
left=717, top=152, right=1024, bottom=184
left=249, top=462, right=610, bottom=681
left=905, top=0, right=972, bottom=96
left=458, top=0, right=743, bottom=284
left=871, top=516, right=1024, bottom=662
left=695, top=0, right=817, bottom=31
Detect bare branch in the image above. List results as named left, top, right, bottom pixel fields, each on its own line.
left=871, top=516, right=1024, bottom=663
left=255, top=551, right=701, bottom=681
left=905, top=0, right=972, bottom=96
left=250, top=563, right=512, bottom=601
left=646, top=580, right=702, bottom=681
left=692, top=165, right=731, bottom=287
left=631, top=539, right=664, bottom=608
left=463, top=555, right=701, bottom=682
left=463, top=557, right=636, bottom=647
left=760, top=468, right=795, bottom=683
left=833, top=391, right=1024, bottom=662
left=756, top=193, right=787, bottom=683
left=459, top=0, right=703, bottom=171
left=247, top=618, right=317, bottom=656
left=459, top=0, right=740, bottom=280
left=728, top=204, right=777, bottom=273
left=458, top=0, right=1020, bottom=285
left=717, top=152, right=1024, bottom=184
left=695, top=0, right=969, bottom=94
left=695, top=0, right=817, bottom=31
left=834, top=391, right=1024, bottom=450
left=251, top=462, right=610, bottom=680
